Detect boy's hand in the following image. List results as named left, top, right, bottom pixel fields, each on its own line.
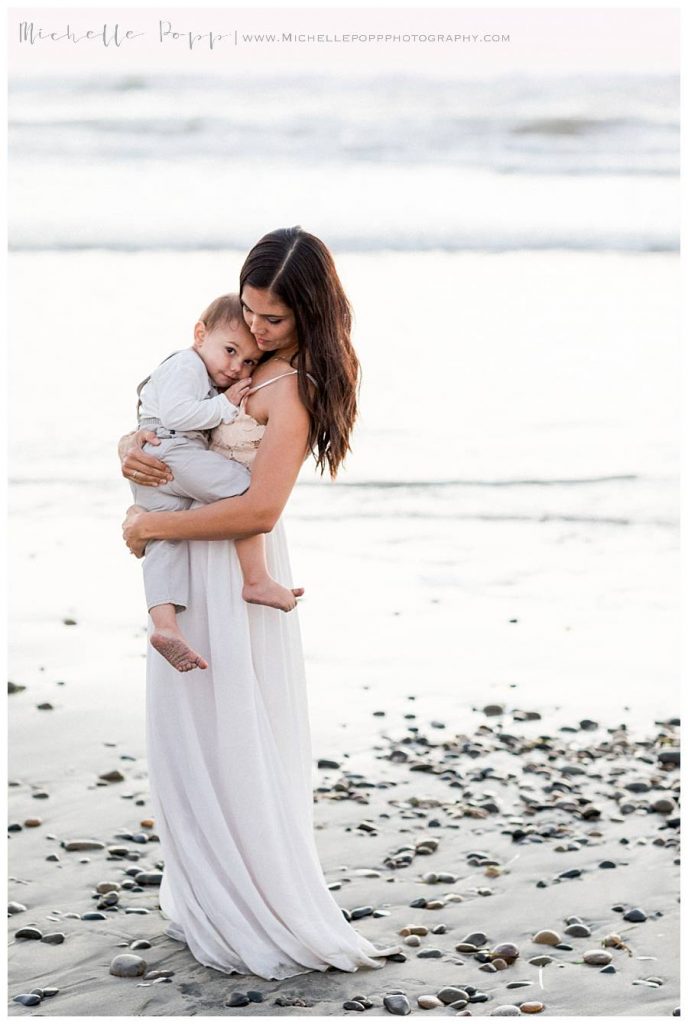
left=224, top=378, right=252, bottom=407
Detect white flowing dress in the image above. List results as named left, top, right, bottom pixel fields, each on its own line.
left=144, top=371, right=402, bottom=980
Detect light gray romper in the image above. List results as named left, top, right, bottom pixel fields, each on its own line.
left=131, top=349, right=251, bottom=612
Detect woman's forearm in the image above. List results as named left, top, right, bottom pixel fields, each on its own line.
left=138, top=491, right=276, bottom=543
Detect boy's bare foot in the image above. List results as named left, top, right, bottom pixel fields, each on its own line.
left=150, top=629, right=209, bottom=672
left=242, top=580, right=305, bottom=612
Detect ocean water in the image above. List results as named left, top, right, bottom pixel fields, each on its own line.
left=7, top=72, right=680, bottom=732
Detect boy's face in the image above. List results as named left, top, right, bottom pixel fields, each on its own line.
left=193, top=320, right=261, bottom=388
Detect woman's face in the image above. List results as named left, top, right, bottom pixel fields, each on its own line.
left=241, top=285, right=298, bottom=358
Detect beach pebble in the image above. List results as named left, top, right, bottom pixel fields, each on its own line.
left=651, top=798, right=675, bottom=814
left=632, top=979, right=662, bottom=989
left=480, top=963, right=498, bottom=973
left=417, top=995, right=443, bottom=1009
left=40, top=932, right=65, bottom=944
left=134, top=872, right=163, bottom=886
left=564, top=923, right=591, bottom=937
left=599, top=860, right=616, bottom=869
left=483, top=704, right=505, bottom=717
left=532, top=929, right=561, bottom=945
left=8, top=681, right=27, bottom=693
left=438, top=988, right=469, bottom=1005
left=248, top=992, right=264, bottom=1003
left=8, top=901, right=27, bottom=914
left=489, top=1006, right=521, bottom=1016
left=404, top=935, right=421, bottom=947
left=417, top=947, right=443, bottom=958
left=15, top=927, right=42, bottom=940
left=8, top=823, right=23, bottom=831
left=36, top=702, right=54, bottom=711
left=42, top=988, right=59, bottom=997
left=99, top=770, right=125, bottom=783
left=491, top=943, right=520, bottom=963
left=623, top=908, right=647, bottom=922
left=528, top=955, right=553, bottom=967
left=383, top=993, right=411, bottom=1015
left=226, top=992, right=250, bottom=1007
left=24, top=818, right=42, bottom=828
left=492, top=958, right=509, bottom=971
left=557, top=868, right=582, bottom=879
left=81, top=912, right=108, bottom=921
left=506, top=982, right=533, bottom=990
left=600, top=964, right=616, bottom=974
left=520, top=1003, right=545, bottom=1014
left=657, top=750, right=680, bottom=766
left=63, top=840, right=106, bottom=852
left=344, top=1000, right=366, bottom=1011
left=317, top=759, right=340, bottom=769
left=96, top=882, right=121, bottom=894
left=464, top=932, right=488, bottom=946
left=13, top=994, right=42, bottom=1006
left=110, top=954, right=147, bottom=977
left=130, top=939, right=151, bottom=950
left=583, top=949, right=613, bottom=965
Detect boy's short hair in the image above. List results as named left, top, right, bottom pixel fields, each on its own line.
left=198, top=293, right=245, bottom=332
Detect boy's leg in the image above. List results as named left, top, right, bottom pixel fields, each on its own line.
left=161, top=442, right=304, bottom=612
left=235, top=536, right=304, bottom=612
left=129, top=471, right=192, bottom=613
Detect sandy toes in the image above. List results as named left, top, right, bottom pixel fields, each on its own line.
left=242, top=580, right=305, bottom=612
left=150, top=630, right=209, bottom=672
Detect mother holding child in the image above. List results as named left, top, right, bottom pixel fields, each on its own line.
left=120, top=227, right=402, bottom=980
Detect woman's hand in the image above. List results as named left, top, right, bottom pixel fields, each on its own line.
left=123, top=504, right=148, bottom=558
left=119, top=429, right=173, bottom=487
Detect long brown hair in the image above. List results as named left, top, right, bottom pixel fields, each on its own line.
left=239, top=226, right=360, bottom=479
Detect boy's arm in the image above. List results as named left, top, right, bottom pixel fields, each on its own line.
left=156, top=355, right=240, bottom=431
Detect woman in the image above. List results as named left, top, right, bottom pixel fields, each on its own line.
left=119, top=227, right=402, bottom=980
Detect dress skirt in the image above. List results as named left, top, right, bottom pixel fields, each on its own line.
left=145, top=520, right=401, bottom=980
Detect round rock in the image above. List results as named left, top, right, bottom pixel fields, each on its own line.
left=226, top=993, right=250, bottom=1007
left=8, top=902, right=27, bottom=915
left=14, top=994, right=42, bottom=1006
left=532, top=929, right=561, bottom=945
left=109, top=954, right=147, bottom=977
left=623, top=908, right=647, bottom=923
left=417, top=995, right=443, bottom=1009
left=40, top=932, right=65, bottom=944
left=490, top=1007, right=521, bottom=1016
left=383, top=993, right=411, bottom=1015
left=565, top=923, right=591, bottom=937
left=491, top=942, right=519, bottom=963
left=520, top=1003, right=545, bottom=1014
left=438, top=988, right=469, bottom=1005
left=15, top=927, right=42, bottom=940
left=583, top=949, right=612, bottom=966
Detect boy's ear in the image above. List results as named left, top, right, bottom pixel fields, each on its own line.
left=193, top=320, right=206, bottom=346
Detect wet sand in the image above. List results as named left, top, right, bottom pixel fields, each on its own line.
left=8, top=683, right=680, bottom=1017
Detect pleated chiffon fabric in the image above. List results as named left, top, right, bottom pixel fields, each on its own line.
left=145, top=522, right=402, bottom=980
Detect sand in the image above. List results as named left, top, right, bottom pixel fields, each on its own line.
left=8, top=680, right=680, bottom=1017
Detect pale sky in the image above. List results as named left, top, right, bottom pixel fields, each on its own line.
left=8, top=7, right=680, bottom=77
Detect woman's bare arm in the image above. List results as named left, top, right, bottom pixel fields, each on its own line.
left=123, top=384, right=310, bottom=555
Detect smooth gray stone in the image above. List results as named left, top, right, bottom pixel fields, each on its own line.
left=623, top=908, right=647, bottom=922
left=416, top=948, right=443, bottom=958
left=247, top=991, right=264, bottom=1002
left=463, top=931, right=488, bottom=946
left=565, top=923, right=591, bottom=937
left=14, top=994, right=42, bottom=1006
left=8, top=902, right=27, bottom=915
left=63, top=840, right=106, bottom=851
left=438, top=988, right=469, bottom=1004
left=130, top=939, right=151, bottom=950
left=15, top=927, right=42, bottom=940
left=383, top=994, right=411, bottom=1015
left=41, top=932, right=66, bottom=944
left=490, top=1008, right=521, bottom=1017
left=226, top=992, right=250, bottom=1007
left=109, top=954, right=147, bottom=977
left=81, top=912, right=108, bottom=921
left=343, top=1000, right=366, bottom=1011
left=134, top=872, right=163, bottom=886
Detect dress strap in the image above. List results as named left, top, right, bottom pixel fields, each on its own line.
left=247, top=370, right=298, bottom=396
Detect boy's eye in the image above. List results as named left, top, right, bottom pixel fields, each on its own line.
left=225, top=347, right=236, bottom=354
